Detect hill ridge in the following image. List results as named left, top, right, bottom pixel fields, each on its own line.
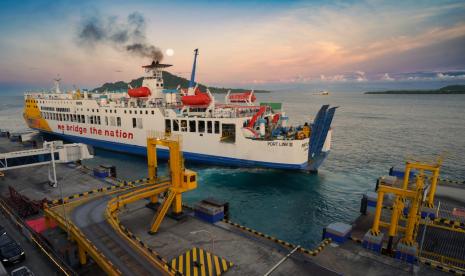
left=364, top=85, right=465, bottom=94
left=92, top=71, right=269, bottom=94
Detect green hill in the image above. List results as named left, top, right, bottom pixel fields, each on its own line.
left=92, top=71, right=269, bottom=94
left=365, top=85, right=465, bottom=94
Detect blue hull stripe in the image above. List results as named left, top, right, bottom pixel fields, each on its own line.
left=35, top=129, right=322, bottom=170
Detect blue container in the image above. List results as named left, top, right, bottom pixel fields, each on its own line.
left=421, top=211, right=436, bottom=219
left=324, top=222, right=352, bottom=244
left=395, top=251, right=417, bottom=263
left=194, top=210, right=224, bottom=223
left=366, top=191, right=378, bottom=207
left=362, top=240, right=382, bottom=253
left=324, top=231, right=348, bottom=244
left=389, top=166, right=416, bottom=179
left=93, top=168, right=109, bottom=178
left=367, top=200, right=377, bottom=207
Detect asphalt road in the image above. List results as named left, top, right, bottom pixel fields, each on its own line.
left=71, top=195, right=162, bottom=276
left=0, top=212, right=59, bottom=275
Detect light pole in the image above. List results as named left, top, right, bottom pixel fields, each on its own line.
left=50, top=141, right=70, bottom=239
left=48, top=141, right=58, bottom=188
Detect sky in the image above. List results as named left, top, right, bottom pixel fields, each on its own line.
left=0, top=0, right=464, bottom=89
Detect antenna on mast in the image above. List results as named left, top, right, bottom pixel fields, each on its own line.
left=188, top=49, right=199, bottom=96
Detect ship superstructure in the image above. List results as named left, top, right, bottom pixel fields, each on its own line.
left=23, top=49, right=336, bottom=171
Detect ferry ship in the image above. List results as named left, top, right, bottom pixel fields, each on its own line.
left=23, top=49, right=336, bottom=171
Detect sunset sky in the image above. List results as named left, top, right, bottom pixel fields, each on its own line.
left=0, top=0, right=464, bottom=89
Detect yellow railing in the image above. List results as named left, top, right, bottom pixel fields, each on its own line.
left=421, top=250, right=465, bottom=270
left=105, top=182, right=177, bottom=275
left=44, top=207, right=122, bottom=275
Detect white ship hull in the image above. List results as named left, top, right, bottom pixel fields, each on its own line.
left=23, top=53, right=335, bottom=171
left=24, top=97, right=333, bottom=171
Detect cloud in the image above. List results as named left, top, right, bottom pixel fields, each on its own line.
left=389, top=71, right=465, bottom=81
left=1, top=1, right=465, bottom=86
left=436, top=72, right=465, bottom=80
left=354, top=71, right=367, bottom=82
left=211, top=1, right=465, bottom=83
left=319, top=74, right=346, bottom=82
left=381, top=73, right=395, bottom=81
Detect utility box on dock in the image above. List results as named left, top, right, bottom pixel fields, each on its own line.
left=362, top=231, right=384, bottom=253
left=395, top=242, right=418, bottom=263
left=366, top=191, right=378, bottom=207
left=389, top=167, right=415, bottom=179
left=361, top=191, right=379, bottom=214
left=323, top=222, right=352, bottom=244
left=93, top=167, right=109, bottom=178
left=380, top=175, right=397, bottom=186
left=194, top=200, right=225, bottom=223
left=100, top=164, right=117, bottom=178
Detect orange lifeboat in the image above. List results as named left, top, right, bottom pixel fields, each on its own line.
left=181, top=87, right=211, bottom=106
left=228, top=91, right=256, bottom=103
left=128, top=86, right=151, bottom=97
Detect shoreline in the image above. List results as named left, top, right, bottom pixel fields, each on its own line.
left=365, top=84, right=465, bottom=95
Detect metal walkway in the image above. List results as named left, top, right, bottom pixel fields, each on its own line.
left=71, top=195, right=162, bottom=276
left=418, top=224, right=465, bottom=270
left=0, top=141, right=92, bottom=171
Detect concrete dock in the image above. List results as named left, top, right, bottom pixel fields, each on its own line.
left=1, top=136, right=464, bottom=275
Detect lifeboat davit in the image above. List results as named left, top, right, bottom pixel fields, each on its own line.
left=128, top=86, right=151, bottom=97
left=229, top=91, right=256, bottom=103
left=181, top=87, right=211, bottom=106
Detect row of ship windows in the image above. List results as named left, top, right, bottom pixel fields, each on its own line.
left=41, top=112, right=123, bottom=127
left=40, top=106, right=70, bottom=112
left=45, top=107, right=156, bottom=116
left=36, top=100, right=74, bottom=105
left=42, top=112, right=146, bottom=129
left=85, top=108, right=156, bottom=115
left=41, top=107, right=71, bottom=112
left=35, top=102, right=158, bottom=116
left=165, top=119, right=221, bottom=134
left=40, top=112, right=228, bottom=135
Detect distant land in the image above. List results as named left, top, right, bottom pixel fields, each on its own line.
left=92, top=71, right=269, bottom=94
left=365, top=85, right=465, bottom=94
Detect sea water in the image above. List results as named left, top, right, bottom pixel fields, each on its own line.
left=1, top=87, right=464, bottom=248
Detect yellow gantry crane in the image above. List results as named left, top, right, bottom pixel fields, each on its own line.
left=109, top=132, right=197, bottom=234
left=145, top=132, right=197, bottom=233
left=370, top=156, right=442, bottom=252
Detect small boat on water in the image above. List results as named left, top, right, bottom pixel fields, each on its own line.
left=313, top=90, right=330, bottom=96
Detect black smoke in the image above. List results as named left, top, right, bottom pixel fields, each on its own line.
left=126, top=43, right=163, bottom=61
left=77, top=12, right=163, bottom=61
